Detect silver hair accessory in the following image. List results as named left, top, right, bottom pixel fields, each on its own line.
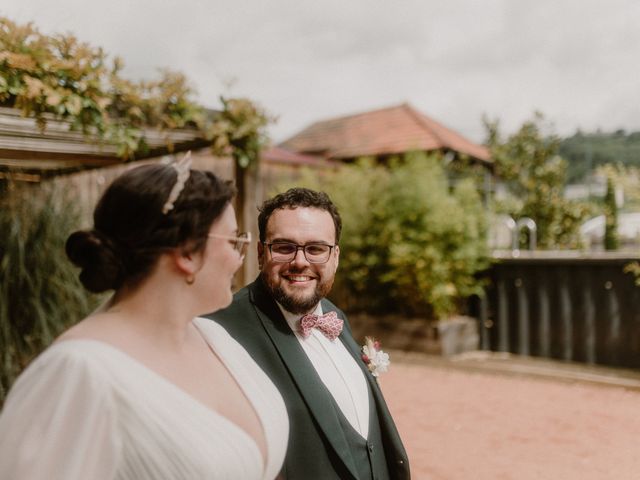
left=162, top=151, right=192, bottom=214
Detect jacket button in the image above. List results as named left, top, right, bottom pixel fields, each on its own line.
left=368, top=444, right=374, bottom=452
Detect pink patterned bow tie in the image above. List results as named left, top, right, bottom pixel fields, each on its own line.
left=299, top=311, right=344, bottom=341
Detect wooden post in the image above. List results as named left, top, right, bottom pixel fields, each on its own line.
left=234, top=155, right=262, bottom=288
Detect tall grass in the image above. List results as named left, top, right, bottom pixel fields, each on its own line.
left=0, top=182, right=102, bottom=405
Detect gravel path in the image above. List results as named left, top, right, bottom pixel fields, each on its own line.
left=381, top=358, right=640, bottom=480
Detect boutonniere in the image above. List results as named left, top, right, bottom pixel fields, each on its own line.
left=361, top=336, right=390, bottom=377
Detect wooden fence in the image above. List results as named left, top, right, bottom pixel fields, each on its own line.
left=477, top=251, right=640, bottom=369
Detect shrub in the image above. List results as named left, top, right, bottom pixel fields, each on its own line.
left=280, top=152, right=490, bottom=320
left=0, top=183, right=103, bottom=404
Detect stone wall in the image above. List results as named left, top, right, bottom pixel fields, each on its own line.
left=348, top=313, right=480, bottom=356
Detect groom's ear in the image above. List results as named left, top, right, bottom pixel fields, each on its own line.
left=257, top=241, right=265, bottom=270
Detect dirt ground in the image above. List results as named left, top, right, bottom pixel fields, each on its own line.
left=381, top=354, right=640, bottom=480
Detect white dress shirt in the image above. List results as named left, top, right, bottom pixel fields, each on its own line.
left=278, top=303, right=370, bottom=439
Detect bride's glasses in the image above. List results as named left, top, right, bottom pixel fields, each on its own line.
left=207, top=232, right=252, bottom=257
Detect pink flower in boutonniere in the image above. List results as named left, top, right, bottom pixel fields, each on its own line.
left=361, top=336, right=390, bottom=377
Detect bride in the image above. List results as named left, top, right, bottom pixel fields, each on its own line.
left=0, top=154, right=288, bottom=479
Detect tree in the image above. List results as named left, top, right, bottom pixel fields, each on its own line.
left=559, top=129, right=640, bottom=182
left=485, top=112, right=592, bottom=249
left=604, top=176, right=619, bottom=250
left=596, top=163, right=640, bottom=211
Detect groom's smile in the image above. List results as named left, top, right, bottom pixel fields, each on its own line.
left=283, top=270, right=316, bottom=284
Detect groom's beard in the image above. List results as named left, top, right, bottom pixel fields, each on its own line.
left=260, top=269, right=335, bottom=315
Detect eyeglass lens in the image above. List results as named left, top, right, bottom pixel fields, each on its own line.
left=269, top=243, right=332, bottom=263
left=236, top=233, right=250, bottom=256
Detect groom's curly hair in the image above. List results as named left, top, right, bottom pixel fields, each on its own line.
left=257, top=187, right=342, bottom=244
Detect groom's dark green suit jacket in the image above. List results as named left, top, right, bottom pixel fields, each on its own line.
left=206, top=278, right=410, bottom=480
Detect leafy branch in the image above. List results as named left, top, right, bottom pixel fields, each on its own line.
left=0, top=17, right=199, bottom=159
left=207, top=96, right=273, bottom=169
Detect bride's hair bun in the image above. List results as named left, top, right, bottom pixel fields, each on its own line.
left=65, top=230, right=125, bottom=293
left=66, top=162, right=235, bottom=293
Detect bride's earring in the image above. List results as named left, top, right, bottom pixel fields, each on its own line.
left=185, top=274, right=195, bottom=285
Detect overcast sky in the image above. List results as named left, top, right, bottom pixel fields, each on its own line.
left=2, top=0, right=640, bottom=144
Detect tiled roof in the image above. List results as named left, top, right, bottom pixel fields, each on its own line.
left=279, top=103, right=490, bottom=164
left=261, top=146, right=335, bottom=168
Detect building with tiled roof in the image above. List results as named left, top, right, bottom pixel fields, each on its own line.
left=260, top=146, right=335, bottom=169
left=279, top=103, right=491, bottom=167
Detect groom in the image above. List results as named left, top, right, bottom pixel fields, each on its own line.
left=207, top=188, right=410, bottom=479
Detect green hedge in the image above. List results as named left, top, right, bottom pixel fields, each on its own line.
left=280, top=152, right=490, bottom=320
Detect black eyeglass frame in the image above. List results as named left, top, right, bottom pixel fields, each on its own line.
left=262, top=241, right=337, bottom=264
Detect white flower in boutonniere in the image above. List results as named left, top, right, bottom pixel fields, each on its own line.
left=361, top=336, right=390, bottom=377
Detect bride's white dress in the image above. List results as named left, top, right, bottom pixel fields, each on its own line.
left=0, top=317, right=288, bottom=480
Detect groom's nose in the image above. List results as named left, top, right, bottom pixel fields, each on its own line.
left=290, top=248, right=311, bottom=268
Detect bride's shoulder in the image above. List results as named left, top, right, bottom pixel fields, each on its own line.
left=10, top=329, right=117, bottom=401
left=55, top=311, right=122, bottom=344
left=192, top=316, right=229, bottom=339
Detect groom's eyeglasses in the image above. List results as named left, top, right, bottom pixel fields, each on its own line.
left=208, top=232, right=252, bottom=257
left=263, top=242, right=335, bottom=264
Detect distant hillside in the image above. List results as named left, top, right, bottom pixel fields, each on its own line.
left=559, top=130, right=640, bottom=183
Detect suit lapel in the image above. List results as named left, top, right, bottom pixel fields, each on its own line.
left=249, top=283, right=360, bottom=480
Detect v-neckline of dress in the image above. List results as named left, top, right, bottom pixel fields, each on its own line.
left=52, top=320, right=267, bottom=471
